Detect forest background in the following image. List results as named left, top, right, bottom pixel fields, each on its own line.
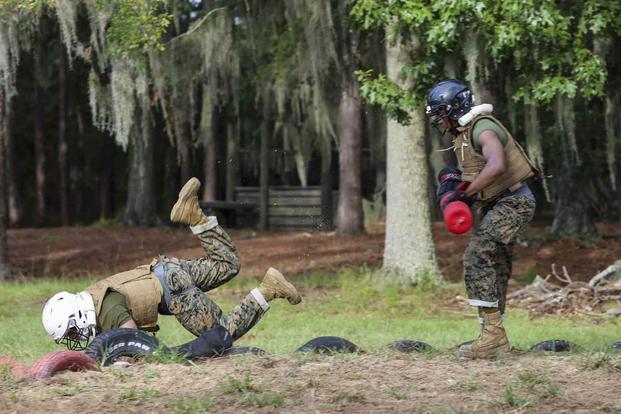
left=2, top=4, right=621, bottom=411
left=0, top=0, right=619, bottom=283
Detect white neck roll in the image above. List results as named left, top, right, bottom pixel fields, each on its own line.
left=457, top=104, right=494, bottom=126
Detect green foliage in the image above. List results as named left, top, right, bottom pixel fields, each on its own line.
left=351, top=0, right=621, bottom=119
left=262, top=17, right=302, bottom=83
left=356, top=69, right=417, bottom=124
left=98, top=0, right=171, bottom=59
left=579, top=0, right=621, bottom=36
left=0, top=0, right=52, bottom=17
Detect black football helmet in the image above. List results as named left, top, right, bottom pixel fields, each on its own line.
left=426, top=80, right=474, bottom=135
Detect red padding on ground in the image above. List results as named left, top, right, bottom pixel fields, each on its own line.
left=0, top=355, right=27, bottom=379
left=27, top=351, right=99, bottom=379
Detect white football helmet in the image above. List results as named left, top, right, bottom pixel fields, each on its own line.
left=42, top=291, right=97, bottom=350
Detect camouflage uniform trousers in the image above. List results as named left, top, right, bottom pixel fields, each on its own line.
left=463, top=187, right=536, bottom=315
left=155, top=225, right=266, bottom=340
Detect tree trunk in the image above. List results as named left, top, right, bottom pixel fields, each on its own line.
left=367, top=28, right=387, bottom=195
left=335, top=80, right=364, bottom=234
left=320, top=138, right=333, bottom=229
left=178, top=126, right=191, bottom=186
left=551, top=172, right=598, bottom=236
left=99, top=138, right=113, bottom=221
left=281, top=126, right=294, bottom=186
left=593, top=36, right=617, bottom=189
left=99, top=172, right=110, bottom=221
left=463, top=32, right=494, bottom=105
left=34, top=80, right=46, bottom=225
left=443, top=54, right=458, bottom=79
left=383, top=36, right=440, bottom=284
left=550, top=94, right=597, bottom=236
left=604, top=93, right=619, bottom=189
left=523, top=102, right=549, bottom=199
left=425, top=123, right=441, bottom=221
left=0, top=88, right=10, bottom=279
left=259, top=95, right=270, bottom=231
left=201, top=88, right=217, bottom=201
left=204, top=122, right=217, bottom=200
left=125, top=105, right=157, bottom=225
left=504, top=73, right=517, bottom=132
left=367, top=105, right=386, bottom=194
left=225, top=120, right=238, bottom=201
left=58, top=44, right=69, bottom=226
left=5, top=105, right=20, bottom=226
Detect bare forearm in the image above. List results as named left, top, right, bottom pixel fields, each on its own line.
left=465, top=165, right=504, bottom=197
left=466, top=130, right=506, bottom=197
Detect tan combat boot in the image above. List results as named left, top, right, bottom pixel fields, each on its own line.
left=258, top=267, right=302, bottom=304
left=458, top=310, right=510, bottom=359
left=170, top=177, right=208, bottom=227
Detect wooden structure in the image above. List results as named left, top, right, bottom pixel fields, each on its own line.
left=199, top=200, right=257, bottom=228
left=201, top=186, right=332, bottom=229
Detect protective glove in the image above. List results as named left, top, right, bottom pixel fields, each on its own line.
left=436, top=167, right=462, bottom=201
left=442, top=190, right=475, bottom=207
left=171, top=324, right=233, bottom=359
left=439, top=182, right=474, bottom=235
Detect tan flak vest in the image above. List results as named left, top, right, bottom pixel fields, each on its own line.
left=84, top=263, right=163, bottom=331
left=453, top=114, right=539, bottom=201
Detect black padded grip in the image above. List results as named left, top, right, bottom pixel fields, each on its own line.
left=437, top=167, right=462, bottom=201
left=438, top=167, right=462, bottom=184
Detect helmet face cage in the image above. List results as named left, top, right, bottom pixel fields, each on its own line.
left=426, top=80, right=475, bottom=136
left=57, top=317, right=94, bottom=350
left=426, top=105, right=450, bottom=136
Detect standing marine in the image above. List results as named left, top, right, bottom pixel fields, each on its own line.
left=426, top=79, right=538, bottom=358
left=42, top=178, right=301, bottom=350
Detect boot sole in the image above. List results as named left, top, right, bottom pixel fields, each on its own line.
left=457, top=343, right=510, bottom=360
left=266, top=267, right=302, bottom=305
left=170, top=178, right=201, bottom=223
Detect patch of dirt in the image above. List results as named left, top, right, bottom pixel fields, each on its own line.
left=2, top=353, right=620, bottom=413
left=9, top=222, right=621, bottom=283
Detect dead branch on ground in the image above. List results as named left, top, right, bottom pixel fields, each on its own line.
left=507, top=263, right=621, bottom=317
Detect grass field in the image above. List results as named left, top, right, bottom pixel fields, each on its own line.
left=1, top=269, right=619, bottom=364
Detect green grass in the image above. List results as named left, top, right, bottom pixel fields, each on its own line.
left=0, top=269, right=619, bottom=363
left=169, top=395, right=213, bottom=413
left=502, top=369, right=563, bottom=409
left=220, top=371, right=285, bottom=408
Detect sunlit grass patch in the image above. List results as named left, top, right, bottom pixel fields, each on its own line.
left=0, top=268, right=620, bottom=364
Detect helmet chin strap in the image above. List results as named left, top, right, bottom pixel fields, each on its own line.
left=457, top=104, right=494, bottom=126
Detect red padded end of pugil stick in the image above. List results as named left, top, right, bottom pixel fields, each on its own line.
left=443, top=201, right=473, bottom=235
